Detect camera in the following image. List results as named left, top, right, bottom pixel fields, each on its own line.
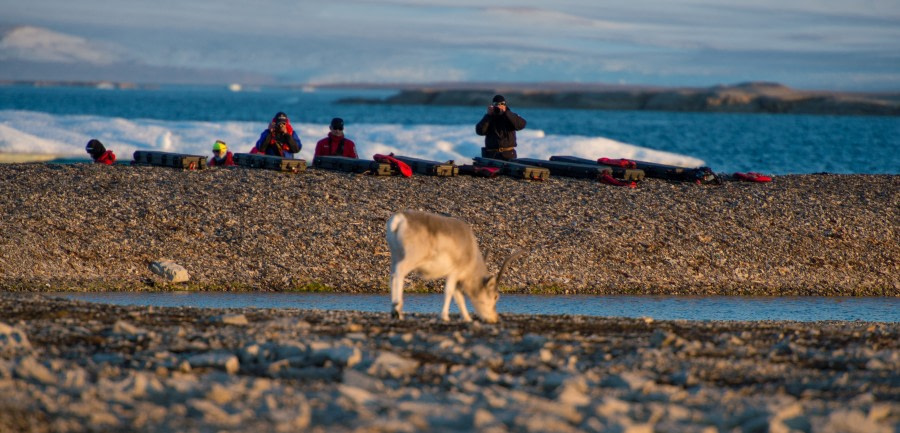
left=492, top=103, right=501, bottom=115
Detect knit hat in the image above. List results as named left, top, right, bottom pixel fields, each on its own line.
left=212, top=140, right=227, bottom=152
left=85, top=139, right=105, bottom=158
left=492, top=94, right=506, bottom=103
left=330, top=117, right=344, bottom=130
left=273, top=112, right=288, bottom=124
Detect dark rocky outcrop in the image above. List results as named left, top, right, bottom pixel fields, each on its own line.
left=342, top=82, right=900, bottom=116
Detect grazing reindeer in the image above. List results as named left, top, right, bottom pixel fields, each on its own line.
left=385, top=210, right=522, bottom=323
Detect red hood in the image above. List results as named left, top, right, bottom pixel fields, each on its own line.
left=272, top=115, right=295, bottom=135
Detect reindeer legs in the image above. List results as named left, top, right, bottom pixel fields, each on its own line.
left=441, top=277, right=458, bottom=321
left=453, top=290, right=472, bottom=322
left=390, top=263, right=410, bottom=320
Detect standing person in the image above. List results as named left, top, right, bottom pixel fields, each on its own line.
left=314, top=117, right=358, bottom=158
left=85, top=139, right=116, bottom=165
left=208, top=140, right=235, bottom=167
left=475, top=94, right=527, bottom=160
left=254, top=112, right=301, bottom=158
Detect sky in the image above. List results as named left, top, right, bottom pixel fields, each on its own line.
left=1, top=0, right=899, bottom=91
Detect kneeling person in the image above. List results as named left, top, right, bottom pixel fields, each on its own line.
left=209, top=140, right=235, bottom=167
left=86, top=139, right=116, bottom=165
left=314, top=118, right=358, bottom=158
left=254, top=112, right=302, bottom=158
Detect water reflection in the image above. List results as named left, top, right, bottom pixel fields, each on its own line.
left=53, top=292, right=900, bottom=322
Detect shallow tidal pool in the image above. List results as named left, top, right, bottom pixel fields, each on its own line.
left=53, top=292, right=899, bottom=322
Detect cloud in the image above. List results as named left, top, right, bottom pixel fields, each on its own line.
left=0, top=25, right=277, bottom=84
left=308, top=65, right=467, bottom=85
left=1, top=1, right=898, bottom=90
left=0, top=26, right=125, bottom=64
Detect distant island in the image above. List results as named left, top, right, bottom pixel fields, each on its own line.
left=5, top=79, right=898, bottom=116
left=338, top=82, right=900, bottom=116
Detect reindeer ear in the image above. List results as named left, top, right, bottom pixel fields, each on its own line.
left=483, top=275, right=497, bottom=289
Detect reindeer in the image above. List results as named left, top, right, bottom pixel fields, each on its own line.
left=385, top=210, right=522, bottom=323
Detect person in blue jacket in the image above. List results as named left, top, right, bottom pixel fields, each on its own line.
left=254, top=112, right=301, bottom=158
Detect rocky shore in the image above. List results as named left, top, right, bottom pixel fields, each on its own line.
left=342, top=82, right=900, bottom=116
left=0, top=292, right=897, bottom=432
left=0, top=163, right=897, bottom=295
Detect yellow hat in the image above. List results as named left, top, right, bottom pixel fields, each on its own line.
left=213, top=140, right=227, bottom=152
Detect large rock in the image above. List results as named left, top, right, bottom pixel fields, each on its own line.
left=311, top=344, right=361, bottom=368
left=211, top=314, right=249, bottom=326
left=15, top=356, right=56, bottom=385
left=188, top=352, right=240, bottom=374
left=0, top=322, right=31, bottom=355
left=149, top=259, right=190, bottom=283
left=367, top=351, right=419, bottom=379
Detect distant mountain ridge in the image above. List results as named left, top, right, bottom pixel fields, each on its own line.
left=339, top=82, right=900, bottom=116
left=0, top=26, right=122, bottom=64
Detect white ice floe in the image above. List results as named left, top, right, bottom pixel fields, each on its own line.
left=0, top=110, right=705, bottom=167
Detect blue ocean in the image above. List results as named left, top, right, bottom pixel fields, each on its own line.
left=1, top=84, right=898, bottom=175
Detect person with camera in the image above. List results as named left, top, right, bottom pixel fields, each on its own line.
left=254, top=112, right=302, bottom=158
left=314, top=117, right=358, bottom=158
left=475, top=94, right=527, bottom=160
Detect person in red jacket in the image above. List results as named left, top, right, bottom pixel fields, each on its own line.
left=314, top=118, right=358, bottom=158
left=85, top=139, right=116, bottom=165
left=208, top=140, right=235, bottom=167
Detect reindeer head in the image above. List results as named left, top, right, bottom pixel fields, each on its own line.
left=469, top=250, right=524, bottom=323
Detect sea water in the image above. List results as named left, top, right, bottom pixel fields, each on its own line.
left=54, top=292, right=900, bottom=322
left=1, top=84, right=898, bottom=174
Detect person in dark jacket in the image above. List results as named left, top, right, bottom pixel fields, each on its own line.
left=209, top=140, right=235, bottom=167
left=314, top=117, right=358, bottom=158
left=254, top=112, right=302, bottom=158
left=85, top=139, right=116, bottom=165
left=475, top=94, right=527, bottom=160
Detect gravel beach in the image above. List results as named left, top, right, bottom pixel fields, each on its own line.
left=0, top=163, right=896, bottom=295
left=0, top=163, right=898, bottom=432
left=0, top=293, right=897, bottom=433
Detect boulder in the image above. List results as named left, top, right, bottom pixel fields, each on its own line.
left=0, top=321, right=31, bottom=355
left=149, top=259, right=190, bottom=283
left=367, top=351, right=419, bottom=379
left=15, top=356, right=57, bottom=385
left=188, top=352, right=240, bottom=374
left=212, top=314, right=249, bottom=326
